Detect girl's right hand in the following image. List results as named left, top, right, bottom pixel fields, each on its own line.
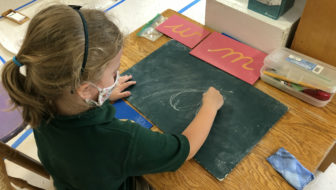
left=202, top=87, right=224, bottom=111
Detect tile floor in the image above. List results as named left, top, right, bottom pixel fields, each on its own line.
left=1, top=0, right=206, bottom=189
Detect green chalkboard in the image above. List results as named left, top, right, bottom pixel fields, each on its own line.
left=124, top=40, right=288, bottom=180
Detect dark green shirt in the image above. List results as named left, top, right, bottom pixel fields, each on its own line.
left=33, top=102, right=190, bottom=190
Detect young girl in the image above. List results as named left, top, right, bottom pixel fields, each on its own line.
left=1, top=4, right=224, bottom=190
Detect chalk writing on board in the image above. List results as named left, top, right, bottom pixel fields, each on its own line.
left=169, top=89, right=203, bottom=111
left=163, top=24, right=202, bottom=38
left=208, top=48, right=254, bottom=71
left=169, top=89, right=233, bottom=115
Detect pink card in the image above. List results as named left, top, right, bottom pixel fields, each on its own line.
left=156, top=15, right=210, bottom=48
left=190, top=32, right=267, bottom=85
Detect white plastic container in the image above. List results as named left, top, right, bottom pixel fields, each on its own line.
left=260, top=47, right=336, bottom=107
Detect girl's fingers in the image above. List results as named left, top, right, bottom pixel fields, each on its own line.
left=116, top=91, right=131, bottom=99
left=118, top=75, right=133, bottom=83
left=118, top=80, right=136, bottom=91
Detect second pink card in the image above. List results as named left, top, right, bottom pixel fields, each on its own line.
left=190, top=32, right=267, bottom=85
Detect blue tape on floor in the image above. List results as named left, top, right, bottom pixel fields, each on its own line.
left=178, top=0, right=201, bottom=13
left=14, top=0, right=38, bottom=11
left=11, top=128, right=33, bottom=149
left=104, top=0, right=126, bottom=12
left=0, top=0, right=37, bottom=19
left=0, top=0, right=121, bottom=19
left=0, top=56, right=6, bottom=64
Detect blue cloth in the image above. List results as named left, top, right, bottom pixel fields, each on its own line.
left=267, top=148, right=314, bottom=190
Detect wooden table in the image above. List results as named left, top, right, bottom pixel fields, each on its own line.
left=120, top=9, right=336, bottom=190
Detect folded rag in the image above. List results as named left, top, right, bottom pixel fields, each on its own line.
left=267, top=147, right=314, bottom=190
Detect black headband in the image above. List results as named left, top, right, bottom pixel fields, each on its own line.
left=69, top=5, right=88, bottom=75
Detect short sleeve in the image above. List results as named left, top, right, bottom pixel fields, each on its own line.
left=124, top=123, right=190, bottom=176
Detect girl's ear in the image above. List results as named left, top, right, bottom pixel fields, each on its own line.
left=76, top=83, right=95, bottom=100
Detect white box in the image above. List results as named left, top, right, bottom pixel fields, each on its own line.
left=205, top=0, right=306, bottom=53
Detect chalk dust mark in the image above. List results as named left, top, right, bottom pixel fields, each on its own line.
left=142, top=89, right=178, bottom=100
left=219, top=89, right=234, bottom=94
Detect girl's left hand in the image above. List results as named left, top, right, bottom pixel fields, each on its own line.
left=109, top=74, right=136, bottom=102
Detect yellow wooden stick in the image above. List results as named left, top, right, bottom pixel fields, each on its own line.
left=263, top=70, right=322, bottom=90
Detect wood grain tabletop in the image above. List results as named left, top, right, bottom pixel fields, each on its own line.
left=119, top=9, right=336, bottom=190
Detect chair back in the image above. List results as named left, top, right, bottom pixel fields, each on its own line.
left=0, top=141, right=50, bottom=190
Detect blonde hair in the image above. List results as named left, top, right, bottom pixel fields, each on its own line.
left=1, top=5, right=123, bottom=128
